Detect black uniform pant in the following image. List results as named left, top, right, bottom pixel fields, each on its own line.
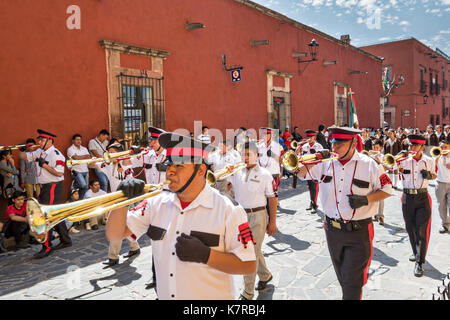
left=324, top=220, right=374, bottom=300
left=307, top=180, right=318, bottom=208
left=39, top=181, right=71, bottom=252
left=4, top=220, right=29, bottom=243
left=401, top=192, right=432, bottom=264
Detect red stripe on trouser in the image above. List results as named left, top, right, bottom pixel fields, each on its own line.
left=425, top=193, right=432, bottom=257
left=314, top=181, right=319, bottom=204
left=44, top=184, right=57, bottom=252
left=361, top=223, right=374, bottom=299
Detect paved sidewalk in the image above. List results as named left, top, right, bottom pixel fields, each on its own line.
left=0, top=179, right=449, bottom=300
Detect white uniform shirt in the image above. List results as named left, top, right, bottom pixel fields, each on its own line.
left=301, top=142, right=324, bottom=181
left=436, top=155, right=450, bottom=183
left=88, top=138, right=108, bottom=158
left=25, top=146, right=65, bottom=184
left=227, top=164, right=275, bottom=209
left=209, top=151, right=239, bottom=172
left=95, top=161, right=134, bottom=192
left=126, top=183, right=256, bottom=300
left=83, top=189, right=107, bottom=199
left=308, top=151, right=393, bottom=221
left=142, top=149, right=167, bottom=185
left=228, top=149, right=242, bottom=163
left=66, top=144, right=90, bottom=173
left=197, top=134, right=211, bottom=145
left=398, top=155, right=436, bottom=189
left=257, top=140, right=283, bottom=175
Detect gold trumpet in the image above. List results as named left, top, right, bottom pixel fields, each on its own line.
left=26, top=180, right=171, bottom=243
left=430, top=147, right=450, bottom=158
left=65, top=150, right=133, bottom=169
left=282, top=150, right=338, bottom=172
left=290, top=140, right=299, bottom=150
left=206, top=163, right=247, bottom=185
left=361, top=150, right=380, bottom=156
left=382, top=152, right=413, bottom=168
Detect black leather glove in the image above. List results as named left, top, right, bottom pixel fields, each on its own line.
left=117, top=178, right=145, bottom=199
left=156, top=163, right=168, bottom=172
left=19, top=146, right=27, bottom=152
left=37, top=158, right=48, bottom=167
left=175, top=233, right=211, bottom=264
left=421, top=169, right=433, bottom=180
left=348, top=195, right=369, bottom=209
left=267, top=150, right=272, bottom=157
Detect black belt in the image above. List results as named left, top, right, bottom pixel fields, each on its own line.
left=325, top=216, right=372, bottom=232
left=403, top=188, right=428, bottom=195
left=244, top=206, right=266, bottom=213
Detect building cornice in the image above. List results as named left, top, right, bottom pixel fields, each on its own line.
left=99, top=40, right=170, bottom=59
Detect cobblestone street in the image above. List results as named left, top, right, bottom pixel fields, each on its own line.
left=1, top=179, right=449, bottom=300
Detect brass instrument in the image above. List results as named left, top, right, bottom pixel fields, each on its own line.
left=65, top=150, right=133, bottom=169
left=430, top=147, right=450, bottom=158
left=26, top=180, right=171, bottom=243
left=383, top=151, right=416, bottom=168
left=282, top=150, right=338, bottom=173
left=290, top=140, right=298, bottom=150
left=206, top=163, right=247, bottom=185
left=361, top=150, right=380, bottom=156
left=0, top=144, right=40, bottom=151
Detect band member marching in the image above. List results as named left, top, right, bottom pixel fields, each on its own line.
left=142, top=126, right=167, bottom=186
left=106, top=132, right=256, bottom=299
left=96, top=142, right=141, bottom=267
left=257, top=128, right=283, bottom=204
left=370, top=139, right=387, bottom=225
left=209, top=139, right=240, bottom=199
left=397, top=134, right=436, bottom=277
left=384, top=129, right=402, bottom=189
left=300, top=130, right=323, bottom=213
left=296, top=127, right=392, bottom=300
left=435, top=140, right=450, bottom=234
left=19, top=129, right=72, bottom=259
left=227, top=141, right=276, bottom=300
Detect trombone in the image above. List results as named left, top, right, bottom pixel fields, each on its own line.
left=26, top=180, right=171, bottom=243
left=0, top=144, right=40, bottom=151
left=206, top=163, right=247, bottom=185
left=65, top=150, right=133, bottom=169
left=430, top=147, right=450, bottom=158
left=282, top=150, right=338, bottom=173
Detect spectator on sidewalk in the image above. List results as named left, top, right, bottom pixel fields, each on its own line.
left=3, top=191, right=31, bottom=249
left=83, top=179, right=107, bottom=231
left=0, top=149, right=23, bottom=203
left=67, top=134, right=90, bottom=198
left=88, top=129, right=110, bottom=192
left=20, top=139, right=41, bottom=199
left=65, top=188, right=81, bottom=234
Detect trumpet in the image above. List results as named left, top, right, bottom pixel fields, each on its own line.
left=26, top=180, right=171, bottom=243
left=206, top=163, right=247, bottom=185
left=361, top=150, right=380, bottom=156
left=282, top=150, right=338, bottom=172
left=65, top=150, right=133, bottom=169
left=430, top=147, right=450, bottom=158
left=382, top=151, right=416, bottom=168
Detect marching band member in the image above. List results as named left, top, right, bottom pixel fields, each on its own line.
left=209, top=139, right=240, bottom=198
left=371, top=139, right=386, bottom=225
left=19, top=129, right=72, bottom=259
left=257, top=128, right=283, bottom=201
left=96, top=142, right=141, bottom=267
left=227, top=141, right=276, bottom=300
left=435, top=140, right=450, bottom=234
left=296, top=127, right=392, bottom=300
left=106, top=132, right=256, bottom=300
left=397, top=134, right=436, bottom=277
left=301, top=129, right=323, bottom=214
left=142, top=126, right=167, bottom=185
left=384, top=129, right=402, bottom=189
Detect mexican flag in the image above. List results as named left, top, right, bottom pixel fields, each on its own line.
left=348, top=89, right=358, bottom=127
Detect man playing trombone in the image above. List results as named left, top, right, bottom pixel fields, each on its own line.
left=294, top=127, right=392, bottom=300
left=106, top=132, right=256, bottom=300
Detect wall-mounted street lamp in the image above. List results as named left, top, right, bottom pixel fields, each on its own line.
left=296, top=38, right=319, bottom=75
left=185, top=21, right=206, bottom=31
